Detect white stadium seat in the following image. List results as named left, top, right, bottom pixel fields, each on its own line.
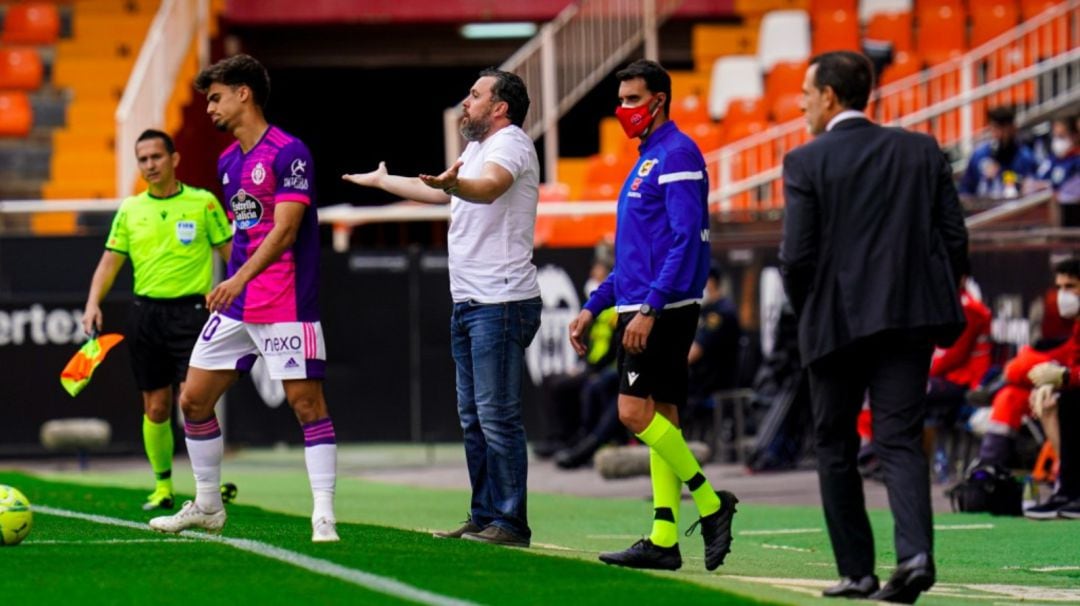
left=708, top=55, right=764, bottom=120
left=757, top=10, right=811, bottom=73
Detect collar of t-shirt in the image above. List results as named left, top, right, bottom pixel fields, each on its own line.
left=826, top=110, right=866, bottom=132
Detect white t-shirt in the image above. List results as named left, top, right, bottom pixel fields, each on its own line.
left=448, top=125, right=541, bottom=303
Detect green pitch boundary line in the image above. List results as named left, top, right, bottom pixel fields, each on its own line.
left=34, top=505, right=478, bottom=606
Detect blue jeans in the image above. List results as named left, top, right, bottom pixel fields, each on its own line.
left=450, top=297, right=542, bottom=539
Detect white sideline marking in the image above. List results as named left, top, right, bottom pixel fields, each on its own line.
left=32, top=538, right=194, bottom=545
left=760, top=544, right=814, bottom=553
left=738, top=528, right=821, bottom=536
left=934, top=523, right=995, bottom=531
left=1029, top=566, right=1080, bottom=572
left=35, top=506, right=478, bottom=606
left=585, top=534, right=640, bottom=540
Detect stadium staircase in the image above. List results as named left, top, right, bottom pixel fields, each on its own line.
left=0, top=0, right=222, bottom=235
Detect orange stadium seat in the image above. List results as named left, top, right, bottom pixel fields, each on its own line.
left=771, top=92, right=804, bottom=122
left=2, top=3, right=60, bottom=44
left=686, top=121, right=723, bottom=155
left=810, top=0, right=856, bottom=11
left=879, top=49, right=922, bottom=85
left=0, top=47, right=43, bottom=90
left=670, top=93, right=710, bottom=128
left=722, top=118, right=768, bottom=144
left=865, top=11, right=914, bottom=52
left=812, top=9, right=860, bottom=55
left=971, top=1, right=1020, bottom=47
left=1020, top=0, right=1061, bottom=20
left=582, top=153, right=636, bottom=200
left=765, top=60, right=807, bottom=109
left=0, top=91, right=32, bottom=136
left=917, top=3, right=967, bottom=65
left=725, top=98, right=768, bottom=124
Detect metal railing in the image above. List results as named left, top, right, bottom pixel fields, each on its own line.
left=443, top=0, right=682, bottom=183
left=115, top=0, right=210, bottom=197
left=707, top=0, right=1080, bottom=219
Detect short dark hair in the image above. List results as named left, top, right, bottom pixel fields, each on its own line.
left=1054, top=113, right=1079, bottom=136
left=615, top=59, right=672, bottom=115
left=479, top=68, right=530, bottom=128
left=136, top=129, right=175, bottom=154
left=194, top=54, right=271, bottom=109
left=1054, top=258, right=1080, bottom=279
left=987, top=106, right=1016, bottom=126
left=808, top=51, right=874, bottom=111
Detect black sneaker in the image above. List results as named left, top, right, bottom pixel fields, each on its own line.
left=599, top=538, right=682, bottom=570
left=1057, top=497, right=1080, bottom=520
left=686, top=490, right=739, bottom=570
left=1024, top=493, right=1072, bottom=520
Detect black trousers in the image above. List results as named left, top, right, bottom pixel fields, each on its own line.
left=808, top=331, right=934, bottom=578
left=1059, top=391, right=1080, bottom=498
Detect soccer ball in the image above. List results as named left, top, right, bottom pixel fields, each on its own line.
left=0, top=485, right=32, bottom=546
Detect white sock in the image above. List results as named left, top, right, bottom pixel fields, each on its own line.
left=184, top=415, right=224, bottom=513
left=305, top=443, right=336, bottom=521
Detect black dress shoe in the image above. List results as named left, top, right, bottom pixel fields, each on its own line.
left=869, top=553, right=936, bottom=604
left=822, top=575, right=880, bottom=598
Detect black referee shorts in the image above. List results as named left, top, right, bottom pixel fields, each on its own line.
left=126, top=295, right=208, bottom=392
left=616, top=304, right=699, bottom=408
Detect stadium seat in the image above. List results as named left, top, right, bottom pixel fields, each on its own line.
left=691, top=24, right=758, bottom=70
left=771, top=92, right=804, bottom=122
left=757, top=10, right=811, bottom=73
left=0, top=91, right=33, bottom=136
left=708, top=55, right=764, bottom=120
left=2, top=3, right=60, bottom=44
left=865, top=11, right=914, bottom=52
left=722, top=118, right=768, bottom=144
left=917, top=3, right=967, bottom=65
left=809, top=0, right=855, bottom=12
left=859, top=0, right=912, bottom=22
left=724, top=97, right=767, bottom=124
left=0, top=47, right=44, bottom=91
left=971, top=1, right=1020, bottom=47
left=812, top=9, right=860, bottom=54
left=1020, top=0, right=1061, bottom=20
left=598, top=116, right=637, bottom=157
left=670, top=93, right=710, bottom=128
left=878, top=49, right=922, bottom=85
left=686, top=121, right=723, bottom=155
left=765, top=60, right=807, bottom=108
left=583, top=153, right=636, bottom=200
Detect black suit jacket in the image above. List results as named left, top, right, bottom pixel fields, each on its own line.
left=779, top=118, right=968, bottom=366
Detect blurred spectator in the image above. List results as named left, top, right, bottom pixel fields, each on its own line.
left=977, top=259, right=1079, bottom=477
left=533, top=259, right=619, bottom=460
left=683, top=266, right=743, bottom=439
left=959, top=107, right=1037, bottom=200
left=1032, top=114, right=1080, bottom=225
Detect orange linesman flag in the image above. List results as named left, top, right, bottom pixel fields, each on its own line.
left=60, top=333, right=124, bottom=397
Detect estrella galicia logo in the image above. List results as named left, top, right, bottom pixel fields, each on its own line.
left=230, top=189, right=263, bottom=230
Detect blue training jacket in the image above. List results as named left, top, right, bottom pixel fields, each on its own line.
left=584, top=120, right=711, bottom=317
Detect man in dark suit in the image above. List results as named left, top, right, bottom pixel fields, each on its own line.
left=779, top=51, right=968, bottom=604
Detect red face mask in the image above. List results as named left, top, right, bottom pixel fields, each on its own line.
left=615, top=96, right=661, bottom=139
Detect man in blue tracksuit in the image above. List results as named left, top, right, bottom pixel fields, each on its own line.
left=569, top=59, right=738, bottom=572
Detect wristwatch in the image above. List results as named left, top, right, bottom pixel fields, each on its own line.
left=639, top=303, right=659, bottom=318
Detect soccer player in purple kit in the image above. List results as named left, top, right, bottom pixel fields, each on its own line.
left=149, top=54, right=339, bottom=543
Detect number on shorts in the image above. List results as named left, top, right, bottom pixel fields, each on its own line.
left=201, top=315, right=222, bottom=341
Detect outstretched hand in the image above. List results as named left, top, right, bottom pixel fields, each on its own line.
left=342, top=162, right=388, bottom=188
left=419, top=160, right=463, bottom=191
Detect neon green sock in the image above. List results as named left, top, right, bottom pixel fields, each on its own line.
left=648, top=447, right=681, bottom=547
left=143, top=415, right=173, bottom=493
left=637, top=413, right=721, bottom=517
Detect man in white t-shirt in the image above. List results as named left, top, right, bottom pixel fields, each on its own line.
left=343, top=68, right=542, bottom=548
